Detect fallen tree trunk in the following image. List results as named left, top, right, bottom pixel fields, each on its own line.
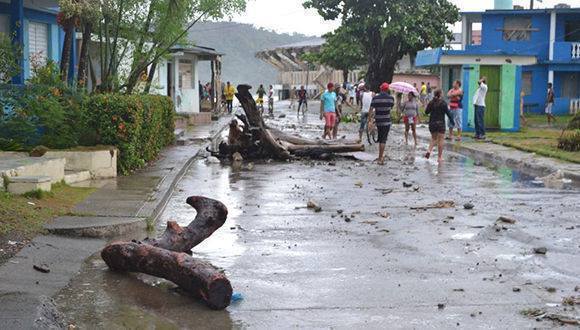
left=102, top=242, right=232, bottom=310
left=101, top=196, right=232, bottom=310
left=284, top=143, right=365, bottom=154
left=217, top=85, right=364, bottom=160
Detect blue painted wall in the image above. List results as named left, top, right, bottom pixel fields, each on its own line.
left=478, top=12, right=551, bottom=61
left=521, top=65, right=548, bottom=114
left=0, top=2, right=63, bottom=82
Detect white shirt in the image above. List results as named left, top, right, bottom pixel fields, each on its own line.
left=473, top=83, right=488, bottom=107
left=361, top=91, right=374, bottom=113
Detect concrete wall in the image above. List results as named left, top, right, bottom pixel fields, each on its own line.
left=0, top=155, right=65, bottom=191
left=45, top=149, right=117, bottom=179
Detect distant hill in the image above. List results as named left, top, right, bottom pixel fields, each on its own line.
left=188, top=22, right=317, bottom=89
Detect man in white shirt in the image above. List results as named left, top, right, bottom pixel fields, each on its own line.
left=473, top=77, right=488, bottom=140
left=358, top=84, right=374, bottom=141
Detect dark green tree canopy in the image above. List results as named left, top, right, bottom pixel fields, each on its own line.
left=304, top=0, right=460, bottom=90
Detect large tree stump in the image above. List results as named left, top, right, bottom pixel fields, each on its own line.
left=101, top=196, right=232, bottom=310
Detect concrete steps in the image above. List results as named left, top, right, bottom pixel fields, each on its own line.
left=64, top=170, right=91, bottom=185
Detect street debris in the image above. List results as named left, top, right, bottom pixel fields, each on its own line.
left=231, top=292, right=244, bottom=303
left=206, top=156, right=221, bottom=164
left=33, top=264, right=51, bottom=273
left=101, top=196, right=233, bottom=310
left=307, top=200, right=322, bottom=212
left=402, top=182, right=413, bottom=188
left=562, top=296, right=578, bottom=306
left=497, top=216, right=516, bottom=224
left=533, top=247, right=548, bottom=255
left=520, top=308, right=579, bottom=326
left=354, top=181, right=363, bottom=188
left=375, top=212, right=390, bottom=219
left=463, top=202, right=474, bottom=210
left=411, top=200, right=455, bottom=210
left=437, top=303, right=445, bottom=310
left=232, top=152, right=243, bottom=162
left=512, top=287, right=521, bottom=292
left=375, top=188, right=393, bottom=195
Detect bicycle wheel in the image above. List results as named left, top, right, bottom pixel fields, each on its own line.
left=366, top=124, right=377, bottom=145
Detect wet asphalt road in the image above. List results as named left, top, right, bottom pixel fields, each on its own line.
left=56, top=101, right=579, bottom=329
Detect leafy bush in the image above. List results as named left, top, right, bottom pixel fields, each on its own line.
left=0, top=82, right=90, bottom=149
left=558, top=129, right=580, bottom=152
left=86, top=94, right=174, bottom=174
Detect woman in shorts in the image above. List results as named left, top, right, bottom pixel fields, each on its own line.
left=425, top=89, right=453, bottom=163
left=401, top=93, right=419, bottom=146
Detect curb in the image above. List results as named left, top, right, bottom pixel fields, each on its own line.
left=393, top=125, right=580, bottom=183
left=44, top=119, right=230, bottom=238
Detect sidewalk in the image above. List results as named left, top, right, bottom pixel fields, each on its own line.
left=0, top=118, right=230, bottom=328
left=398, top=125, right=580, bottom=182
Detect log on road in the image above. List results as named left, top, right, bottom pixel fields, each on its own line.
left=101, top=196, right=232, bottom=310
left=102, top=242, right=232, bottom=310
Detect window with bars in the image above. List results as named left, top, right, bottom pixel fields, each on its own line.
left=521, top=71, right=532, bottom=96
left=28, top=22, right=49, bottom=70
left=503, top=17, right=532, bottom=41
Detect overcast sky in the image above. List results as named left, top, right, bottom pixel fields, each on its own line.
left=231, top=0, right=580, bottom=36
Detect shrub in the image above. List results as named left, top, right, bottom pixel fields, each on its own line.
left=558, top=129, right=580, bottom=152
left=86, top=94, right=174, bottom=174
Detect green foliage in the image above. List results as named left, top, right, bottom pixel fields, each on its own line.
left=86, top=94, right=175, bottom=174
left=305, top=0, right=460, bottom=88
left=302, top=28, right=365, bottom=82
left=0, top=63, right=90, bottom=149
left=566, top=113, right=580, bottom=130
left=558, top=129, right=580, bottom=152
left=22, top=189, right=53, bottom=200
left=92, top=0, right=246, bottom=93
left=0, top=34, right=21, bottom=83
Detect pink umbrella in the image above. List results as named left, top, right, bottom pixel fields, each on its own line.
left=389, top=82, right=418, bottom=95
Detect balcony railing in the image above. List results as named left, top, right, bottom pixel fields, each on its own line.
left=571, top=98, right=580, bottom=115
left=553, top=42, right=580, bottom=62
left=572, top=43, right=580, bottom=60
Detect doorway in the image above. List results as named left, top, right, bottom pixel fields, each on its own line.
left=479, top=65, right=500, bottom=129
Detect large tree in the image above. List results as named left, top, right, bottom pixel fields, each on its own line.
left=87, top=0, right=245, bottom=93
left=303, top=27, right=365, bottom=84
left=304, top=0, right=460, bottom=91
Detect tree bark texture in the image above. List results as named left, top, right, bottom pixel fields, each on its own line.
left=101, top=196, right=232, bottom=310
left=77, top=23, right=92, bottom=87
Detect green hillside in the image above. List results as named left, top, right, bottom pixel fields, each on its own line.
left=188, top=21, right=317, bottom=89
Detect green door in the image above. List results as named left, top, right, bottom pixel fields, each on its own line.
left=479, top=66, right=500, bottom=129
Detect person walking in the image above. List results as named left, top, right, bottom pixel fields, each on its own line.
left=425, top=89, right=454, bottom=163
left=370, top=83, right=395, bottom=165
left=545, top=82, right=557, bottom=125
left=289, top=86, right=297, bottom=110
left=297, top=85, right=308, bottom=115
left=256, top=84, right=266, bottom=113
left=268, top=85, right=274, bottom=116
left=320, top=83, right=337, bottom=140
left=358, top=85, right=374, bottom=141
left=420, top=82, right=428, bottom=106
left=401, top=93, right=419, bottom=146
left=473, top=77, right=488, bottom=140
left=333, top=85, right=344, bottom=139
left=447, top=80, right=464, bottom=142
left=225, top=82, right=236, bottom=113
left=348, top=82, right=356, bottom=104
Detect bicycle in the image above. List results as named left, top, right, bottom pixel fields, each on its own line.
left=366, top=110, right=379, bottom=145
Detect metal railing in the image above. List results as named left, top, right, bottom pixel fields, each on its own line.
left=572, top=43, right=580, bottom=60
left=571, top=98, right=580, bottom=115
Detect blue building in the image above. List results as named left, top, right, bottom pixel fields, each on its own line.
left=416, top=2, right=580, bottom=132
left=0, top=0, right=74, bottom=84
